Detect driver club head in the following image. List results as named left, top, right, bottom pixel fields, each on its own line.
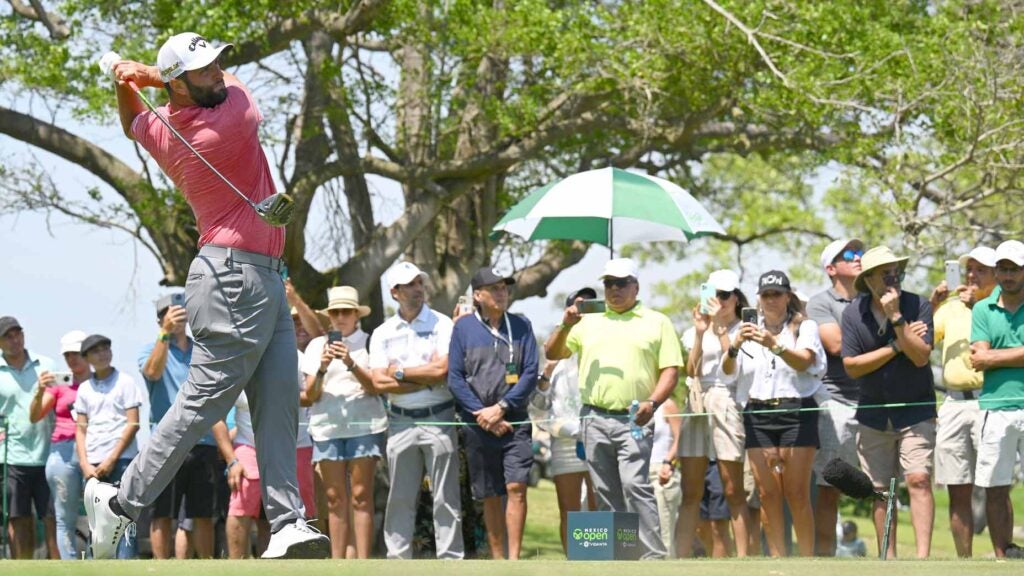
left=255, top=193, right=295, bottom=227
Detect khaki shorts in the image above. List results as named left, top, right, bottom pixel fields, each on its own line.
left=975, top=408, right=1024, bottom=488
left=679, top=381, right=710, bottom=458
left=934, top=397, right=981, bottom=485
left=857, top=419, right=936, bottom=488
left=678, top=386, right=745, bottom=461
left=813, top=399, right=859, bottom=486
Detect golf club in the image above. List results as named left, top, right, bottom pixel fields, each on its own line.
left=99, top=52, right=294, bottom=227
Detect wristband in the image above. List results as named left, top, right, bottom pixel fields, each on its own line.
left=727, top=346, right=740, bottom=359
left=662, top=459, right=675, bottom=467
left=227, top=458, right=239, bottom=470
left=891, top=315, right=906, bottom=327
left=158, top=331, right=170, bottom=342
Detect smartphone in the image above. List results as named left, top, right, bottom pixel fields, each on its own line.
left=327, top=330, right=343, bottom=344
left=457, top=295, right=473, bottom=315
left=741, top=307, right=758, bottom=325
left=699, top=283, right=716, bottom=314
left=171, top=293, right=185, bottom=307
left=51, top=371, right=73, bottom=386
left=945, top=260, right=961, bottom=291
left=576, top=299, right=607, bottom=314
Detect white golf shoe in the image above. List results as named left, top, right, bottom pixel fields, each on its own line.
left=260, top=519, right=331, bottom=559
left=84, top=477, right=132, bottom=559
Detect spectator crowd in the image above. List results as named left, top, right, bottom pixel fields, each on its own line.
left=3, top=240, right=1024, bottom=561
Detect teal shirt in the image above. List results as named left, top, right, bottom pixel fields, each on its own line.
left=0, top=350, right=56, bottom=465
left=971, top=286, right=1024, bottom=410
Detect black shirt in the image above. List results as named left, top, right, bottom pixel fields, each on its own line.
left=841, top=291, right=936, bottom=430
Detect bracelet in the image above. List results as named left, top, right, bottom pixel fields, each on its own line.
left=727, top=346, right=740, bottom=359
left=158, top=331, right=170, bottom=343
left=227, top=458, right=239, bottom=470
left=662, top=459, right=675, bottom=467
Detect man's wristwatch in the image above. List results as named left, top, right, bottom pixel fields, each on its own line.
left=771, top=343, right=787, bottom=356
left=497, top=398, right=510, bottom=413
left=646, top=398, right=661, bottom=411
left=889, top=339, right=902, bottom=354
left=891, top=315, right=906, bottom=327
left=394, top=368, right=405, bottom=381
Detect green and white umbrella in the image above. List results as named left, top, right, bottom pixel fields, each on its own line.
left=492, top=167, right=725, bottom=255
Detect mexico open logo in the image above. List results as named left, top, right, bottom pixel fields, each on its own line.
left=572, top=527, right=609, bottom=548
left=616, top=527, right=638, bottom=545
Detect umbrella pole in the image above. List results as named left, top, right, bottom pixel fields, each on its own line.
left=608, top=220, right=614, bottom=258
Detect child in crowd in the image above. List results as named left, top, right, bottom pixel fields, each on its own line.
left=75, top=334, right=142, bottom=559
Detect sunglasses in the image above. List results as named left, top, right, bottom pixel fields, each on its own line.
left=716, top=291, right=733, bottom=300
left=833, top=249, right=864, bottom=263
left=603, top=277, right=635, bottom=289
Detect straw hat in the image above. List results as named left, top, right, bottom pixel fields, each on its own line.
left=324, top=286, right=371, bottom=318
left=854, top=246, right=909, bottom=294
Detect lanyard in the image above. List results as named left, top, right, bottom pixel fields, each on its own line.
left=476, top=311, right=515, bottom=364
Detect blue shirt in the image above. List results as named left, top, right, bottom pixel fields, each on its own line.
left=137, top=338, right=214, bottom=446
left=841, top=291, right=936, bottom=430
left=0, top=350, right=56, bottom=465
left=448, top=312, right=539, bottom=420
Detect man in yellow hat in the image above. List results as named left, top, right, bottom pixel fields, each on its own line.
left=840, top=246, right=936, bottom=559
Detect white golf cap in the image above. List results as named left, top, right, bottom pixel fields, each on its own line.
left=958, top=246, right=997, bottom=268
left=994, top=240, right=1024, bottom=267
left=157, top=32, right=233, bottom=82
left=386, top=261, right=428, bottom=288
left=60, top=330, right=88, bottom=354
left=820, top=238, right=864, bottom=270
left=600, top=258, right=639, bottom=280
left=707, top=269, right=739, bottom=292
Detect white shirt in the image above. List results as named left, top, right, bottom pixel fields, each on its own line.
left=650, top=404, right=673, bottom=465
left=233, top=353, right=313, bottom=447
left=368, top=306, right=454, bottom=409
left=76, top=368, right=143, bottom=463
left=682, top=323, right=741, bottom=390
left=295, top=350, right=312, bottom=449
left=302, top=330, right=387, bottom=439
left=529, top=357, right=583, bottom=439
left=736, top=318, right=826, bottom=405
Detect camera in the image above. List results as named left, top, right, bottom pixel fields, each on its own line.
left=51, top=371, right=73, bottom=386
left=576, top=299, right=607, bottom=314
left=741, top=307, right=758, bottom=325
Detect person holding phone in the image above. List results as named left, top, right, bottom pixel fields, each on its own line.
left=138, top=294, right=222, bottom=559
left=841, top=246, right=936, bottom=559
left=545, top=258, right=683, bottom=560
left=299, top=286, right=383, bottom=559
left=729, top=270, right=826, bottom=557
left=678, top=269, right=754, bottom=557
left=28, top=331, right=90, bottom=559
left=927, top=246, right=997, bottom=557
left=76, top=335, right=143, bottom=559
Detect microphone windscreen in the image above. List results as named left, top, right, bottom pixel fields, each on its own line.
left=821, top=458, right=876, bottom=499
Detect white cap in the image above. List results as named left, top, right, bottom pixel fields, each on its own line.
left=707, top=269, right=739, bottom=292
left=60, top=330, right=88, bottom=354
left=600, top=258, right=639, bottom=280
left=958, top=246, right=997, bottom=268
left=157, top=33, right=233, bottom=82
left=820, top=238, right=864, bottom=270
left=995, top=240, right=1024, bottom=267
left=386, top=261, right=428, bottom=288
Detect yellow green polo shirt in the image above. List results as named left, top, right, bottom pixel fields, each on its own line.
left=566, top=302, right=683, bottom=410
left=934, top=298, right=983, bottom=390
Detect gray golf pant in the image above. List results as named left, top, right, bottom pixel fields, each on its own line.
left=383, top=408, right=464, bottom=559
left=581, top=406, right=667, bottom=559
left=118, top=245, right=304, bottom=533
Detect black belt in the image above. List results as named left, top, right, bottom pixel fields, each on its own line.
left=582, top=404, right=630, bottom=416
left=747, top=397, right=802, bottom=407
left=199, top=244, right=284, bottom=272
left=946, top=389, right=977, bottom=401
left=388, top=400, right=455, bottom=419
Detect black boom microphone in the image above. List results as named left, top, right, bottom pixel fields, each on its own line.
left=821, top=458, right=885, bottom=500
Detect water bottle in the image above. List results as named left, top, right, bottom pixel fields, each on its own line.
left=628, top=399, right=644, bottom=440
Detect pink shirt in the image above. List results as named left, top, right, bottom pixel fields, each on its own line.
left=50, top=381, right=80, bottom=443
left=132, top=76, right=284, bottom=257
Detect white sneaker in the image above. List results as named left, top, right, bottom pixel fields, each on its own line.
left=84, top=477, right=132, bottom=559
left=260, top=519, right=331, bottom=559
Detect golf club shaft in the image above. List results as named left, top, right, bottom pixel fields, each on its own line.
left=127, top=80, right=257, bottom=210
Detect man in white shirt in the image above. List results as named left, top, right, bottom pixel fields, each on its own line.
left=369, top=262, right=463, bottom=559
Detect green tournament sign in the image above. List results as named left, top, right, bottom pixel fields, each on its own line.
left=567, top=511, right=641, bottom=560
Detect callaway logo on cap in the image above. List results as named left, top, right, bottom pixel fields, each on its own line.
left=156, top=32, right=234, bottom=82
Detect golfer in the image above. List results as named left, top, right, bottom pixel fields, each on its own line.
left=86, top=32, right=328, bottom=559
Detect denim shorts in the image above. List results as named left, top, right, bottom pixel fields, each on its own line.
left=312, top=432, right=385, bottom=462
